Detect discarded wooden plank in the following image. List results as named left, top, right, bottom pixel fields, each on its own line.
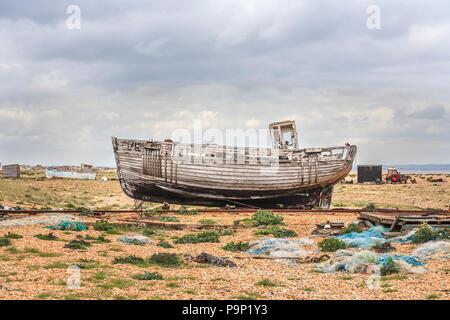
left=390, top=216, right=400, bottom=232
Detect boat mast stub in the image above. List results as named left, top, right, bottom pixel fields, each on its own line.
left=269, top=120, right=299, bottom=150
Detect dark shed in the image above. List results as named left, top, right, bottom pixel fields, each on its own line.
left=2, top=164, right=20, bottom=178
left=357, top=165, right=382, bottom=183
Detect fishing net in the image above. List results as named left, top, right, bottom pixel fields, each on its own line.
left=246, top=237, right=314, bottom=259
left=316, top=249, right=426, bottom=274
left=45, top=220, right=88, bottom=231
left=334, top=226, right=389, bottom=249
left=117, top=235, right=152, bottom=245
left=412, top=241, right=450, bottom=260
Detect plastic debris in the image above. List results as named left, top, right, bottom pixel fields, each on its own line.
left=46, top=220, right=88, bottom=232
left=246, top=237, right=314, bottom=259
left=117, top=235, right=152, bottom=245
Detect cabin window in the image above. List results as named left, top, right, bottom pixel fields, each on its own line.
left=143, top=148, right=162, bottom=177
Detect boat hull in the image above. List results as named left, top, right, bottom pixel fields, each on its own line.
left=112, top=137, right=356, bottom=209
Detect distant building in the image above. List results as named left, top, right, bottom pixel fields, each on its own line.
left=2, top=164, right=21, bottom=178
left=357, top=165, right=382, bottom=183
left=81, top=163, right=94, bottom=172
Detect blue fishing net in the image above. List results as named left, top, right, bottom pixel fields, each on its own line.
left=334, top=226, right=389, bottom=249
left=46, top=220, right=88, bottom=231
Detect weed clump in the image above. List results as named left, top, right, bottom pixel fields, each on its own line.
left=143, top=227, right=157, bottom=236
left=64, top=240, right=91, bottom=250
left=133, top=271, right=163, bottom=281
left=362, top=203, right=377, bottom=212
left=222, top=241, right=249, bottom=252
left=254, top=225, right=298, bottom=238
left=0, top=237, right=11, bottom=247
left=198, top=219, right=217, bottom=225
left=250, top=210, right=284, bottom=226
left=113, top=255, right=146, bottom=266
left=93, top=236, right=111, bottom=243
left=318, top=238, right=347, bottom=252
left=177, top=206, right=199, bottom=215
left=78, top=207, right=95, bottom=216
left=380, top=257, right=400, bottom=276
left=93, top=219, right=114, bottom=232
left=174, top=231, right=220, bottom=244
left=143, top=208, right=161, bottom=217
left=158, top=216, right=179, bottom=223
left=157, top=240, right=174, bottom=248
left=34, top=233, right=58, bottom=241
left=149, top=253, right=182, bottom=268
left=339, top=223, right=362, bottom=235
left=5, top=232, right=23, bottom=239
left=255, top=278, right=279, bottom=287
left=413, top=223, right=448, bottom=243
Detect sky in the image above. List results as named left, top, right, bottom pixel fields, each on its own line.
left=0, top=0, right=449, bottom=167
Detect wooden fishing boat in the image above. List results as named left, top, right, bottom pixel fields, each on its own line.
left=112, top=120, right=356, bottom=209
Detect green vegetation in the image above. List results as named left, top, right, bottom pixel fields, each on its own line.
left=380, top=257, right=400, bottom=276
left=426, top=293, right=438, bottom=300
left=383, top=289, right=398, bottom=293
left=158, top=216, right=179, bottom=222
left=93, top=219, right=114, bottom=232
left=98, top=279, right=133, bottom=290
left=254, top=225, right=298, bottom=238
left=184, top=290, right=197, bottom=295
left=250, top=210, right=284, bottom=226
left=35, top=292, right=53, bottom=299
left=90, top=271, right=108, bottom=281
left=143, top=208, right=161, bottom=217
left=5, top=247, right=19, bottom=254
left=362, top=203, right=377, bottom=212
left=132, top=271, right=163, bottom=281
left=143, top=227, right=157, bottom=236
left=34, top=233, right=58, bottom=241
left=318, top=238, right=347, bottom=252
left=219, top=229, right=235, bottom=236
left=166, top=282, right=180, bottom=288
left=0, top=237, right=11, bottom=247
left=113, top=255, right=146, bottom=266
left=4, top=232, right=23, bottom=239
left=64, top=240, right=91, bottom=250
left=339, top=223, right=362, bottom=235
left=380, top=275, right=408, bottom=281
left=78, top=207, right=95, bottom=216
left=174, top=231, right=220, bottom=244
left=231, top=292, right=263, bottom=300
left=44, top=261, right=69, bottom=269
left=413, top=223, right=448, bottom=243
left=222, top=241, right=250, bottom=252
left=255, top=278, right=280, bottom=287
left=148, top=253, right=182, bottom=268
left=198, top=219, right=217, bottom=225
left=157, top=240, right=174, bottom=248
left=177, top=206, right=199, bottom=215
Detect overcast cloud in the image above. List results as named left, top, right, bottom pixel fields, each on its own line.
left=0, top=0, right=449, bottom=166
